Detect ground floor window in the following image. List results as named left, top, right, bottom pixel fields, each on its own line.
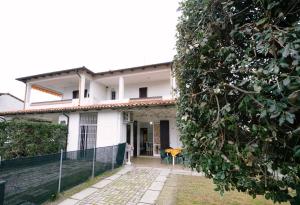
left=78, top=113, right=97, bottom=150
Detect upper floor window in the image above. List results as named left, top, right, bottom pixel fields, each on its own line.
left=111, top=90, right=116, bottom=100
left=139, top=87, right=147, bottom=98
left=73, top=90, right=79, bottom=99
left=72, top=89, right=89, bottom=99
left=84, top=89, right=89, bottom=98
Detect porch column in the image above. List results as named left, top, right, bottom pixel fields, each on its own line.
left=79, top=74, right=86, bottom=105
left=130, top=122, right=134, bottom=156
left=118, top=76, right=124, bottom=100
left=24, top=83, right=32, bottom=109
left=170, top=72, right=177, bottom=98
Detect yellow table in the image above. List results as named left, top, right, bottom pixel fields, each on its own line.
left=165, top=148, right=182, bottom=166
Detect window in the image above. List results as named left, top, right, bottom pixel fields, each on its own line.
left=60, top=120, right=66, bottom=125
left=72, top=89, right=88, bottom=99
left=111, top=90, right=116, bottom=100
left=139, top=87, right=147, bottom=98
left=72, top=90, right=79, bottom=99
left=78, top=113, right=97, bottom=150
left=84, top=89, right=89, bottom=98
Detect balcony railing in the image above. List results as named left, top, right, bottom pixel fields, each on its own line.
left=129, top=96, right=162, bottom=101
left=30, top=99, right=73, bottom=106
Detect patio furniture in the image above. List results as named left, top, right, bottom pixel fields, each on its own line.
left=175, top=153, right=184, bottom=164
left=165, top=148, right=183, bottom=166
left=181, top=151, right=191, bottom=167
left=160, top=150, right=171, bottom=164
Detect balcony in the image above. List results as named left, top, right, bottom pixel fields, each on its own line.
left=23, top=64, right=175, bottom=110
left=30, top=99, right=75, bottom=109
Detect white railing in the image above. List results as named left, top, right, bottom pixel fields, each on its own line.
left=29, top=99, right=76, bottom=109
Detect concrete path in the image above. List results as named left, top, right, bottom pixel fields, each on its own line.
left=59, top=166, right=202, bottom=205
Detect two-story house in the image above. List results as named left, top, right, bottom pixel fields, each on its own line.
left=0, top=62, right=180, bottom=157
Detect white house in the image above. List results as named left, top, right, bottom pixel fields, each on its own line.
left=0, top=93, right=24, bottom=112
left=0, top=62, right=181, bottom=157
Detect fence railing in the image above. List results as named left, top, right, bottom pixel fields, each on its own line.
left=0, top=143, right=126, bottom=205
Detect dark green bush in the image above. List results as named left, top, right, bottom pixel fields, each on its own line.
left=175, top=0, right=300, bottom=204
left=0, top=119, right=67, bottom=159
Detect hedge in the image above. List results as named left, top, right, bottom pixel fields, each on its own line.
left=0, top=119, right=67, bottom=160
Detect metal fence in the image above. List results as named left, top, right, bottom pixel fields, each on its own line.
left=0, top=143, right=126, bottom=205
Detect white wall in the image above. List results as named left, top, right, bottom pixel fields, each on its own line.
left=124, top=80, right=171, bottom=99
left=65, top=110, right=127, bottom=151
left=0, top=95, right=23, bottom=111
left=106, top=86, right=119, bottom=100
left=97, top=110, right=126, bottom=147
left=62, top=86, right=75, bottom=100
left=67, top=113, right=80, bottom=151
left=90, top=81, right=106, bottom=102
left=58, top=115, right=68, bottom=124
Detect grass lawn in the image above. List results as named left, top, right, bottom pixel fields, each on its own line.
left=158, top=174, right=289, bottom=205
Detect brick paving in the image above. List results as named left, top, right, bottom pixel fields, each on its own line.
left=77, top=168, right=161, bottom=205
left=59, top=161, right=203, bottom=205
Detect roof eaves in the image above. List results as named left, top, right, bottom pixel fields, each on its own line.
left=0, top=93, right=24, bottom=102
left=94, top=61, right=173, bottom=76
left=16, top=67, right=94, bottom=83
left=15, top=61, right=173, bottom=83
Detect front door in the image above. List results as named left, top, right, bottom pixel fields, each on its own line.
left=160, top=120, right=170, bottom=149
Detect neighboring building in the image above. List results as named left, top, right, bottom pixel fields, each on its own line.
left=0, top=62, right=180, bottom=157
left=0, top=93, right=23, bottom=112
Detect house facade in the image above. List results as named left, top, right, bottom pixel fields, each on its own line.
left=0, top=62, right=180, bottom=157
left=0, top=93, right=23, bottom=112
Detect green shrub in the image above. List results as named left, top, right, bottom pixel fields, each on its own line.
left=0, top=119, right=67, bottom=159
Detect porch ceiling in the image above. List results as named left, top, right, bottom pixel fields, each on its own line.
left=31, top=75, right=80, bottom=94
left=94, top=69, right=170, bottom=86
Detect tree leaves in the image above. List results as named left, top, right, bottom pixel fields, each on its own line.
left=175, top=0, right=300, bottom=204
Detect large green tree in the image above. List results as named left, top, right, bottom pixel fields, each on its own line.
left=175, top=0, right=300, bottom=204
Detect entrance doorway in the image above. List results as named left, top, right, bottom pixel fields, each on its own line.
left=139, top=122, right=153, bottom=156
left=160, top=120, right=170, bottom=150
left=125, top=119, right=171, bottom=157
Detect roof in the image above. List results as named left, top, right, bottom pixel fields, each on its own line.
left=0, top=93, right=24, bottom=102
left=16, top=61, right=173, bottom=83
left=0, top=99, right=176, bottom=116
left=16, top=67, right=94, bottom=83
left=95, top=61, right=173, bottom=76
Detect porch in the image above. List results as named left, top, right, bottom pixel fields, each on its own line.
left=124, top=107, right=182, bottom=158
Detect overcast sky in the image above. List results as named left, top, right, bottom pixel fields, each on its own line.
left=0, top=0, right=179, bottom=100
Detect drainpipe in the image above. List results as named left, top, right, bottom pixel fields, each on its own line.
left=62, top=113, right=70, bottom=151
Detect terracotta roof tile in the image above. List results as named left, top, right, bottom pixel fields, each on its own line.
left=0, top=99, right=176, bottom=116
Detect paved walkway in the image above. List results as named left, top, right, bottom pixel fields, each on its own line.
left=59, top=166, right=202, bottom=205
